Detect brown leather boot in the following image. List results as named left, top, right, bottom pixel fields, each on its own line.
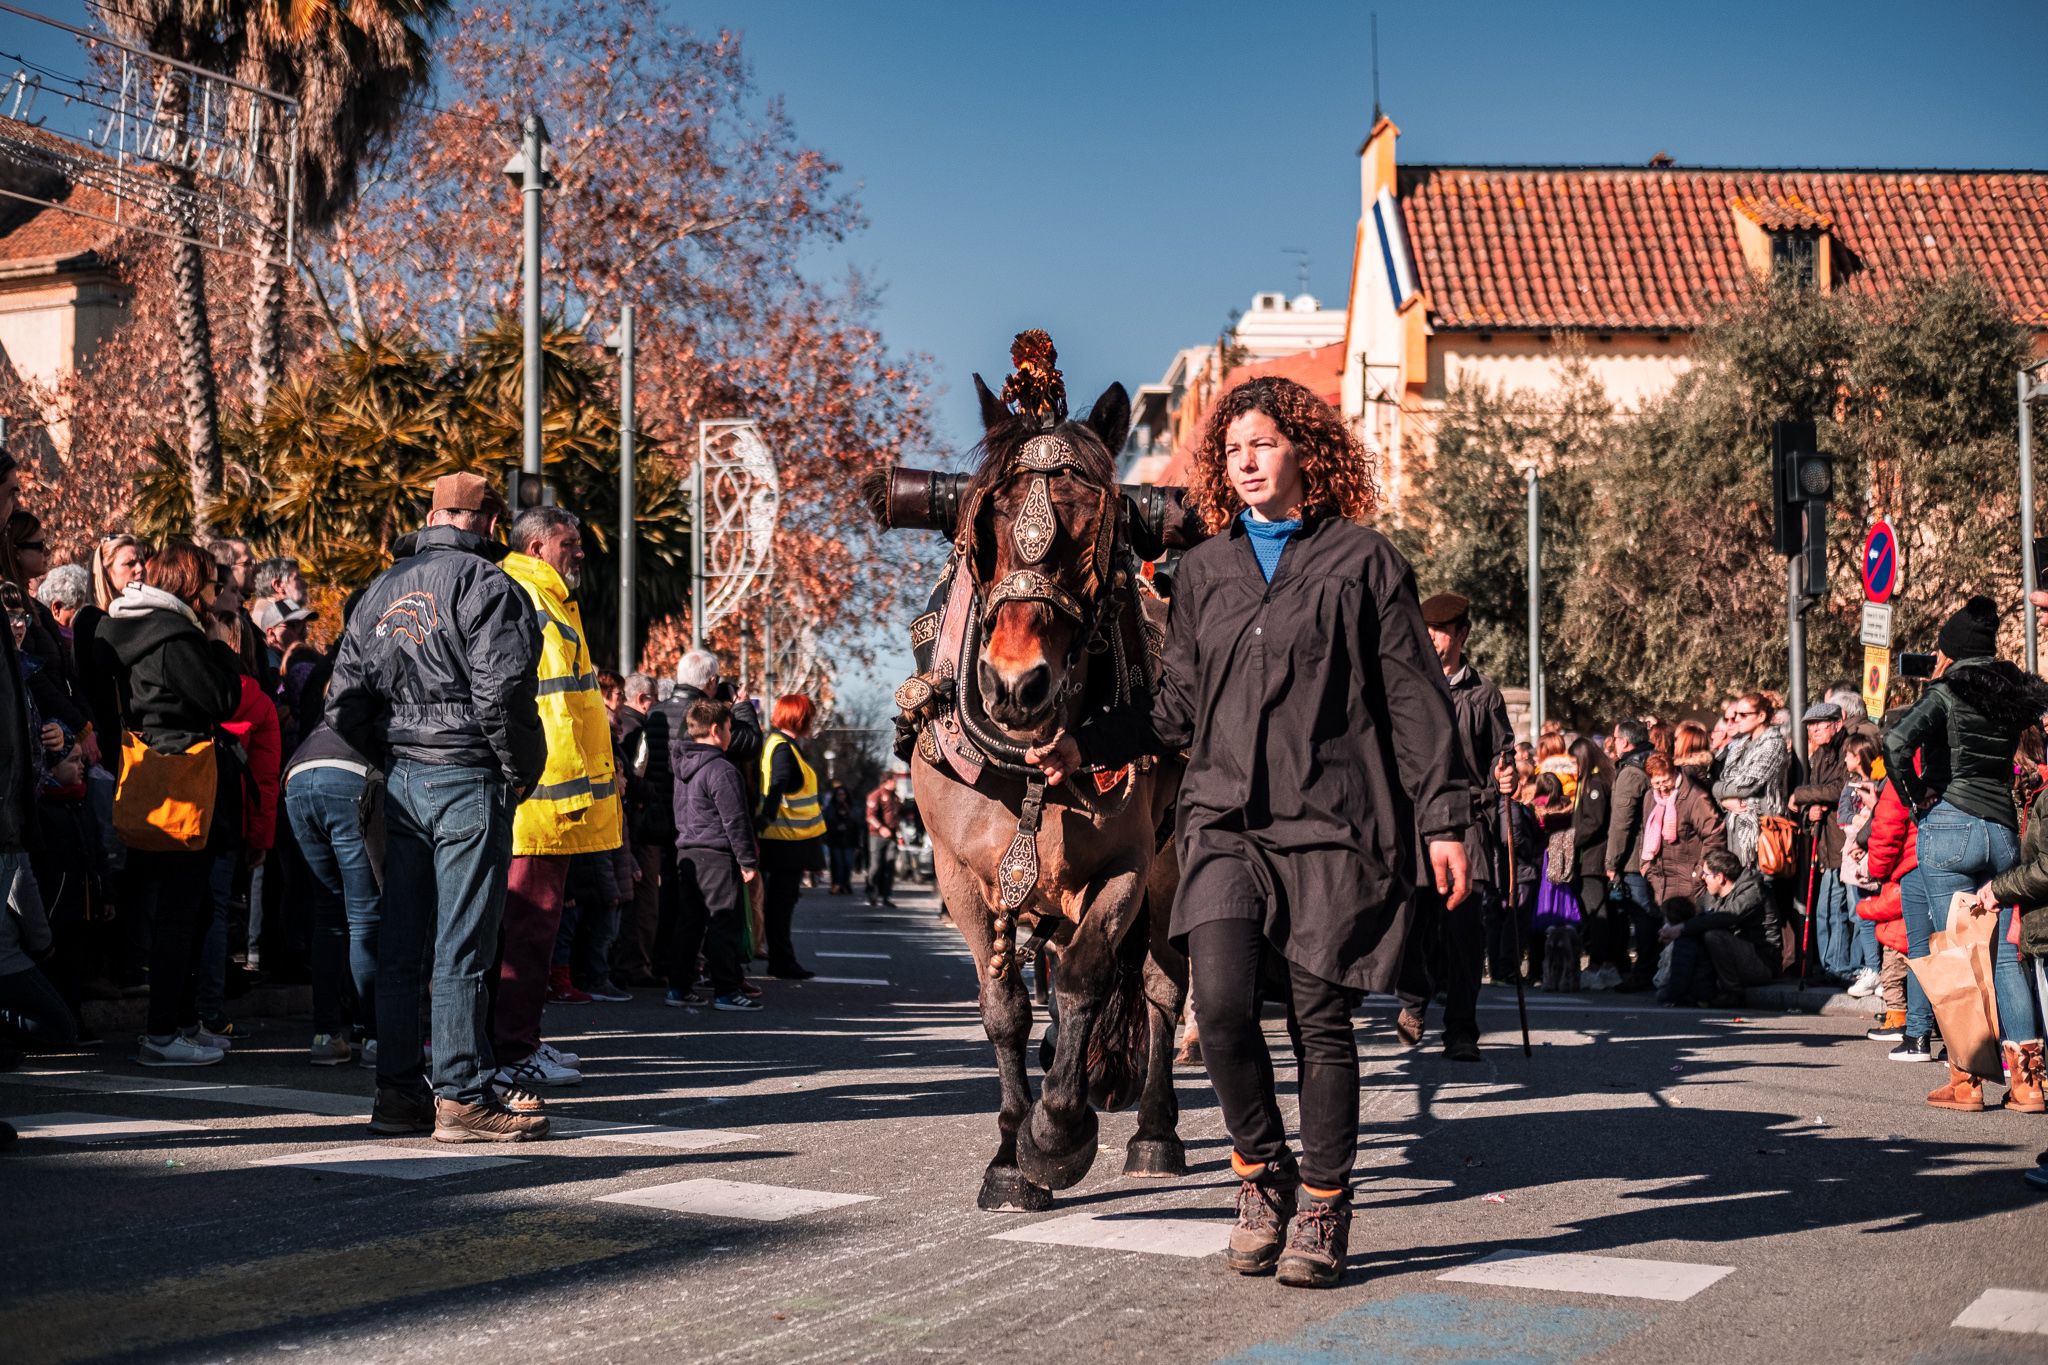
left=1927, top=1063, right=1985, bottom=1112
left=433, top=1096, right=551, bottom=1142
left=1225, top=1153, right=1298, bottom=1274
left=2004, top=1041, right=2046, bottom=1114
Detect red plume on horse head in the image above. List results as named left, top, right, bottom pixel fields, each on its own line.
left=997, top=329, right=1067, bottom=430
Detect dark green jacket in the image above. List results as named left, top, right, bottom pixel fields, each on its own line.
left=1882, top=658, right=2048, bottom=831
left=1988, top=782, right=2048, bottom=956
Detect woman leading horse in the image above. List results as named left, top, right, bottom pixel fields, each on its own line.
left=1028, top=375, right=1474, bottom=1289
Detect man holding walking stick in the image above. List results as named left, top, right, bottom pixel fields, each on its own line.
left=1396, top=593, right=1518, bottom=1062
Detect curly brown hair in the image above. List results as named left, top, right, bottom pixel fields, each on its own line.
left=1185, top=376, right=1380, bottom=533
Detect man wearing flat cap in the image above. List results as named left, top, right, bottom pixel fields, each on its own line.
left=1789, top=699, right=1861, bottom=988
left=1396, top=592, right=1515, bottom=1061
left=327, top=471, right=550, bottom=1142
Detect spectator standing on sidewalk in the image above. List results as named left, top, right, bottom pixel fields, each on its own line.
left=668, top=700, right=762, bottom=1011
left=823, top=782, right=862, bottom=895
left=1605, top=719, right=1657, bottom=990
left=756, top=694, right=826, bottom=980
left=1791, top=702, right=1862, bottom=987
left=1713, top=692, right=1789, bottom=869
left=865, top=778, right=903, bottom=907
left=494, top=506, right=623, bottom=1090
left=327, top=472, right=546, bottom=1142
left=611, top=671, right=666, bottom=987
left=287, top=715, right=384, bottom=1068
left=1885, top=597, right=2048, bottom=1112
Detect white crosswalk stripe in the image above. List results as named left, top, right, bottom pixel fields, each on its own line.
left=990, top=1211, right=1232, bottom=1258
left=8, top=1112, right=209, bottom=1144
left=1953, top=1288, right=2048, bottom=1335
left=1439, top=1249, right=1736, bottom=1301
left=252, top=1143, right=526, bottom=1180
left=596, top=1177, right=876, bottom=1221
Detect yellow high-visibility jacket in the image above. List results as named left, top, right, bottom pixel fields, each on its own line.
left=503, top=552, right=622, bottom=857
left=758, top=730, right=825, bottom=841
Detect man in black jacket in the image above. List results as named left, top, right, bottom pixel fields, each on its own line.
left=1606, top=720, right=1658, bottom=991
left=1395, top=593, right=1514, bottom=1062
left=1659, top=849, right=1779, bottom=1005
left=1790, top=702, right=1856, bottom=985
left=327, top=472, right=547, bottom=1143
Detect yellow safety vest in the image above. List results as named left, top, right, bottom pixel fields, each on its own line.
left=759, top=731, right=825, bottom=841
left=502, top=551, right=623, bottom=857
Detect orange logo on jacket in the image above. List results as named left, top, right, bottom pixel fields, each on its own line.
left=374, top=591, right=438, bottom=646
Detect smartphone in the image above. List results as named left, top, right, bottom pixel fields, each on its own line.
left=1898, top=652, right=1937, bottom=681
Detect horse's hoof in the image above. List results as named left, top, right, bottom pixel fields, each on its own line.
left=1038, top=1021, right=1057, bottom=1072
left=978, top=1165, right=1053, bottom=1212
left=1016, top=1104, right=1099, bottom=1191
left=1122, top=1136, right=1186, bottom=1179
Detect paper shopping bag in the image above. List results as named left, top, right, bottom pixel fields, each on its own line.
left=1906, top=893, right=2002, bottom=1079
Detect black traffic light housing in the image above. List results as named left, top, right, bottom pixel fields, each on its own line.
left=1771, top=419, right=1833, bottom=599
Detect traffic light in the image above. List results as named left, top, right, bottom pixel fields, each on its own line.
left=1771, top=419, right=1833, bottom=598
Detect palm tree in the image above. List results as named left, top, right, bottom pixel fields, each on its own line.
left=98, top=2, right=236, bottom=536
left=236, top=0, right=447, bottom=417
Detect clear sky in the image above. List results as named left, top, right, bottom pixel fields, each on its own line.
left=673, top=0, right=2048, bottom=457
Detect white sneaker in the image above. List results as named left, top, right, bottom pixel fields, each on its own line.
left=1846, top=968, right=1881, bottom=999
left=182, top=1023, right=233, bottom=1052
left=358, top=1038, right=379, bottom=1070
left=308, top=1033, right=353, bottom=1066
left=138, top=1034, right=224, bottom=1067
left=488, top=1069, right=549, bottom=1114
left=504, top=1051, right=581, bottom=1088
left=537, top=1040, right=581, bottom=1070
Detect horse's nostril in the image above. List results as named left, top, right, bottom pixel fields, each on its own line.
left=1015, top=665, right=1051, bottom=711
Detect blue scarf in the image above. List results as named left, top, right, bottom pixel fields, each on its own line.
left=1239, top=508, right=1301, bottom=582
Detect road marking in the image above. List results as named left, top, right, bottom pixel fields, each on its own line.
left=597, top=1177, right=877, bottom=1222
left=250, top=1143, right=527, bottom=1180
left=549, top=1119, right=761, bottom=1151
left=0, top=1071, right=369, bottom=1117
left=807, top=976, right=891, bottom=987
left=1440, top=1250, right=1734, bottom=1301
left=817, top=951, right=891, bottom=959
left=1954, top=1288, right=2048, bottom=1335
left=1218, top=1291, right=1643, bottom=1365
left=7, top=1112, right=209, bottom=1144
left=990, top=1212, right=1231, bottom=1258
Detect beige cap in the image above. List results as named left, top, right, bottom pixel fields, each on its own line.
left=430, top=471, right=505, bottom=515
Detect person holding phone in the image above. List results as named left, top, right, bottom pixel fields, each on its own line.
left=1028, top=375, right=1472, bottom=1290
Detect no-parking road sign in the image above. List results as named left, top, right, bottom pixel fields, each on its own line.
left=1863, top=522, right=1898, bottom=603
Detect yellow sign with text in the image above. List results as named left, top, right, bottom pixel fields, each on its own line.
left=1863, top=645, right=1891, bottom=722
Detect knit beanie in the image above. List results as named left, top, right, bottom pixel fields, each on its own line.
left=1937, top=595, right=1999, bottom=660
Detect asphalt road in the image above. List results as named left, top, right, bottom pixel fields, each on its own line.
left=4, top=881, right=2046, bottom=1364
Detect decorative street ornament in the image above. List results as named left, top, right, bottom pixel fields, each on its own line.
left=693, top=419, right=780, bottom=633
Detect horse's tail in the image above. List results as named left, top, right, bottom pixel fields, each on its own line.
left=1086, top=901, right=1154, bottom=1113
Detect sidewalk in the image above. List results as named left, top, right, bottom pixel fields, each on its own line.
left=1743, top=980, right=1868, bottom=1017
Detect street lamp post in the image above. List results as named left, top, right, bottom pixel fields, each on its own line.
left=503, top=114, right=552, bottom=508
left=2023, top=360, right=2048, bottom=673
left=1526, top=464, right=1544, bottom=736
left=605, top=305, right=637, bottom=675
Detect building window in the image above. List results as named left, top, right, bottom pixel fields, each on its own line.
left=1772, top=232, right=1819, bottom=289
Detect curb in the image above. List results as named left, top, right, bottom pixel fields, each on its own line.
left=1742, top=983, right=1869, bottom=1018
left=80, top=983, right=314, bottom=1035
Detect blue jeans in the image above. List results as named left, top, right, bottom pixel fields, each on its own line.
left=1617, top=871, right=1659, bottom=979
left=1910, top=801, right=2023, bottom=1040
left=1848, top=884, right=1881, bottom=975
left=1993, top=904, right=2041, bottom=1044
left=377, top=761, right=512, bottom=1105
left=288, top=766, right=383, bottom=1039
left=1899, top=866, right=1937, bottom=1036
left=1814, top=871, right=1856, bottom=981
left=195, top=853, right=238, bottom=1023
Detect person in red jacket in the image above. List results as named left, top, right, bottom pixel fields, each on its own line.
left=194, top=612, right=282, bottom=1040
left=1863, top=762, right=1920, bottom=1050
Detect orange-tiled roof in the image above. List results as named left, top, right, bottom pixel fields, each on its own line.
left=1155, top=342, right=1346, bottom=484
left=1398, top=164, right=2048, bottom=330
left=0, top=115, right=125, bottom=267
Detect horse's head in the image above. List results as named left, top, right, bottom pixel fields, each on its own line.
left=960, top=376, right=1131, bottom=741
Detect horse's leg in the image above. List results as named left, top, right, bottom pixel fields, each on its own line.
left=1124, top=914, right=1189, bottom=1178
left=1016, top=867, right=1141, bottom=1191
left=977, top=959, right=1048, bottom=1210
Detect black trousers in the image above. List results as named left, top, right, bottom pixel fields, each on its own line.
left=865, top=834, right=897, bottom=902
left=1189, top=913, right=1360, bottom=1192
left=1396, top=882, right=1489, bottom=1040
left=134, top=848, right=215, bottom=1037
left=758, top=842, right=809, bottom=972
left=663, top=849, right=745, bottom=996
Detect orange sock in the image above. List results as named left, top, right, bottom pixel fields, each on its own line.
left=1230, top=1151, right=1265, bottom=1179
left=1303, top=1184, right=1345, bottom=1200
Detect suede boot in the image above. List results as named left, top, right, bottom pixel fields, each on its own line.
left=2004, top=1040, right=2046, bottom=1115
left=1927, top=1063, right=1985, bottom=1112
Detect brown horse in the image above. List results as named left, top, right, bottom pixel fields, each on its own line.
left=885, top=368, right=1189, bottom=1212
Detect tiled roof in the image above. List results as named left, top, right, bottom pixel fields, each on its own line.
left=1155, top=342, right=1346, bottom=484
left=1398, top=164, right=2048, bottom=330
left=0, top=115, right=124, bottom=267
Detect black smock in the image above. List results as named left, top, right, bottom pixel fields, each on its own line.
left=1078, top=510, right=1473, bottom=991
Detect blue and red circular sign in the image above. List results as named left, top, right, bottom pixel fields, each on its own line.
left=1863, top=521, right=1897, bottom=603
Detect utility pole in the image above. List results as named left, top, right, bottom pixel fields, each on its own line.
left=689, top=428, right=706, bottom=652
left=504, top=114, right=551, bottom=508
left=2023, top=362, right=2048, bottom=673
left=1787, top=558, right=1808, bottom=768
left=1526, top=464, right=1544, bottom=736
left=607, top=305, right=637, bottom=674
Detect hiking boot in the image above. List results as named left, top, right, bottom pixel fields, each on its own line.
left=1275, top=1187, right=1352, bottom=1288
left=368, top=1087, right=434, bottom=1136
left=1866, top=1011, right=1906, bottom=1042
left=1395, top=1008, right=1424, bottom=1046
left=1225, top=1155, right=1298, bottom=1275
left=1928, top=1063, right=1985, bottom=1112
left=432, top=1097, right=550, bottom=1143
left=2004, top=1040, right=2046, bottom=1114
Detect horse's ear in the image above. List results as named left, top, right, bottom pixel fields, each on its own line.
left=1087, top=382, right=1131, bottom=455
left=973, top=373, right=1008, bottom=431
